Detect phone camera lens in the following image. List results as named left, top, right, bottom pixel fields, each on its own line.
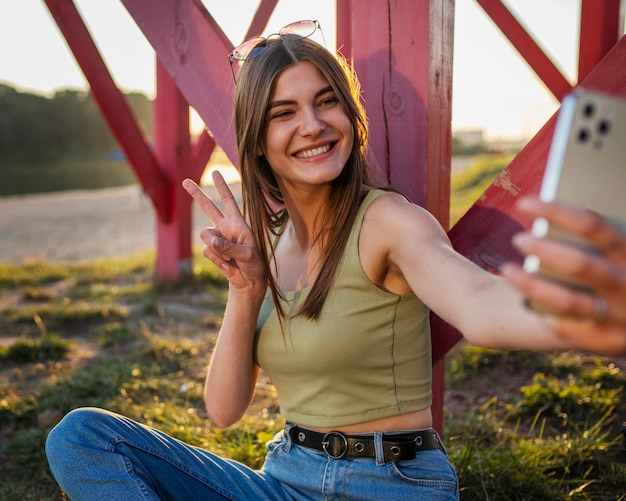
left=597, top=119, right=611, bottom=135
left=583, top=102, right=595, bottom=117
left=577, top=127, right=590, bottom=142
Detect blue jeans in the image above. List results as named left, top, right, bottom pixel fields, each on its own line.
left=46, top=407, right=459, bottom=500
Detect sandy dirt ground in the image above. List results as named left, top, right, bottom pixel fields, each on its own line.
left=0, top=182, right=242, bottom=264
left=0, top=157, right=475, bottom=264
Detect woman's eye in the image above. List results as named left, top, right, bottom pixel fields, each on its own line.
left=320, top=96, right=339, bottom=107
left=269, top=109, right=294, bottom=120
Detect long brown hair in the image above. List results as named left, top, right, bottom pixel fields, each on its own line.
left=234, top=37, right=379, bottom=322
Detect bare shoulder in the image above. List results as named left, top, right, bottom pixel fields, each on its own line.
left=358, top=191, right=453, bottom=293
left=362, top=190, right=447, bottom=239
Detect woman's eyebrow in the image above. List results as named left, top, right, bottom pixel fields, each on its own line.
left=267, top=86, right=335, bottom=111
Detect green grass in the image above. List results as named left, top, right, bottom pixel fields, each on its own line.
left=2, top=255, right=624, bottom=500
left=0, top=251, right=242, bottom=499
left=445, top=345, right=626, bottom=499
left=450, top=153, right=514, bottom=225
left=1, top=156, right=625, bottom=499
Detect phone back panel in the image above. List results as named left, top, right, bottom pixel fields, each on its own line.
left=525, top=88, right=626, bottom=286
left=541, top=88, right=626, bottom=226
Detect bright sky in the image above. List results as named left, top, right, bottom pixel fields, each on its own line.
left=1, top=1, right=624, bottom=140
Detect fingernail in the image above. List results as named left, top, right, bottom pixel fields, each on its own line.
left=512, top=232, right=532, bottom=250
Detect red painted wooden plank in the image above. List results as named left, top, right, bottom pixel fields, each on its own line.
left=246, top=0, right=279, bottom=39
left=425, top=0, right=455, bottom=225
left=578, top=35, right=626, bottom=92
left=434, top=35, right=626, bottom=361
left=191, top=132, right=216, bottom=182
left=121, top=0, right=272, bottom=167
left=425, top=0, right=455, bottom=433
left=336, top=0, right=352, bottom=59
left=349, top=0, right=454, bottom=214
left=424, top=2, right=455, bottom=432
left=476, top=0, right=573, bottom=101
left=44, top=0, right=170, bottom=222
left=578, top=0, right=623, bottom=81
left=154, top=60, right=193, bottom=280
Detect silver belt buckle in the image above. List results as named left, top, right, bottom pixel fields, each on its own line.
left=321, top=431, right=349, bottom=459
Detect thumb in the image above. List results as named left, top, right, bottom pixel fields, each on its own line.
left=211, top=236, right=254, bottom=263
left=211, top=235, right=234, bottom=254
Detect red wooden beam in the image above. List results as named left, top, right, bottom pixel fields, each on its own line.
left=336, top=0, right=352, bottom=59
left=121, top=0, right=276, bottom=167
left=192, top=0, right=277, bottom=175
left=43, top=0, right=171, bottom=222
left=476, top=0, right=573, bottom=101
left=154, top=61, right=193, bottom=280
left=190, top=132, right=216, bottom=182
left=349, top=0, right=454, bottom=216
left=578, top=0, right=623, bottom=81
left=425, top=0, right=455, bottom=223
left=246, top=0, right=279, bottom=40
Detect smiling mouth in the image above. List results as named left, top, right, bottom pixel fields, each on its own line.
left=295, top=143, right=334, bottom=159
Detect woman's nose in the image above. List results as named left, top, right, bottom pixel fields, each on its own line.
left=299, top=108, right=326, bottom=136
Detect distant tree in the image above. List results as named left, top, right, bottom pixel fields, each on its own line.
left=0, top=84, right=153, bottom=161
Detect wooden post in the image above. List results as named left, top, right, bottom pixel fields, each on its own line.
left=578, top=0, right=624, bottom=81
left=154, top=60, right=193, bottom=280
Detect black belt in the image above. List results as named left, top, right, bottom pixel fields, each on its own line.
left=287, top=425, right=443, bottom=461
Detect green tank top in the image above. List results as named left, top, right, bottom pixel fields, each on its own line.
left=254, top=189, right=432, bottom=427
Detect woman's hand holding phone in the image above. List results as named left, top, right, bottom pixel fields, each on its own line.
left=502, top=196, right=626, bottom=354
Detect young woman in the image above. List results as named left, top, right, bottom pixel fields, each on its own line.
left=46, top=21, right=625, bottom=500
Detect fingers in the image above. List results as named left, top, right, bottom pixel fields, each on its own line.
left=502, top=261, right=626, bottom=326
left=183, top=176, right=265, bottom=289
left=511, top=231, right=625, bottom=292
left=505, top=196, right=626, bottom=352
left=182, top=178, right=224, bottom=223
left=501, top=262, right=595, bottom=319
left=198, top=227, right=258, bottom=279
left=182, top=173, right=243, bottom=222
left=200, top=228, right=254, bottom=265
left=517, top=196, right=626, bottom=258
left=211, top=170, right=242, bottom=217
left=198, top=228, right=230, bottom=271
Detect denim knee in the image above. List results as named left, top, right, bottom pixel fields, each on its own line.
left=46, top=407, right=106, bottom=480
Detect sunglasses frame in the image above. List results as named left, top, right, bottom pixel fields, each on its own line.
left=228, top=20, right=325, bottom=82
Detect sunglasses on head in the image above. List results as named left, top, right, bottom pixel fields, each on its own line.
left=228, top=20, right=325, bottom=82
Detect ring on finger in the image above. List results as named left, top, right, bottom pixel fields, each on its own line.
left=591, top=295, right=609, bottom=324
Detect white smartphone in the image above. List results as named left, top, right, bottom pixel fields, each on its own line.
left=524, top=88, right=626, bottom=307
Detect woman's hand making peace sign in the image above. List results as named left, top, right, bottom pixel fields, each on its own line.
left=183, top=171, right=266, bottom=291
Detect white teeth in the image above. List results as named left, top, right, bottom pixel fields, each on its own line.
left=296, top=143, right=331, bottom=158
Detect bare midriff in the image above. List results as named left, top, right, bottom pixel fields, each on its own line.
left=299, top=407, right=433, bottom=434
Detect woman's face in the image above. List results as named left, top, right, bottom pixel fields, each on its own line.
left=261, top=61, right=354, bottom=195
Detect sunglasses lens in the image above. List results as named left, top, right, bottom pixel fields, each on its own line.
left=232, top=37, right=268, bottom=60
left=229, top=20, right=321, bottom=74
left=279, top=20, right=317, bottom=39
